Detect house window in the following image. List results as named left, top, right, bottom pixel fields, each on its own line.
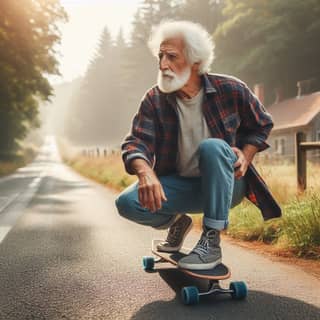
left=274, top=137, right=286, bottom=155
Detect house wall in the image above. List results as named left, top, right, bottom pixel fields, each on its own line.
left=310, top=113, right=320, bottom=161
left=261, top=126, right=313, bottom=162
left=311, top=113, right=320, bottom=141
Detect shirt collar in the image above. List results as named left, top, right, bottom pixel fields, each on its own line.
left=202, top=73, right=217, bottom=94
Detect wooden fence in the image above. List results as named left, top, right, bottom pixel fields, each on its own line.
left=81, top=148, right=121, bottom=158
left=296, top=132, right=320, bottom=191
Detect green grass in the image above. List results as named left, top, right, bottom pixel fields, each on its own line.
left=279, top=192, right=320, bottom=258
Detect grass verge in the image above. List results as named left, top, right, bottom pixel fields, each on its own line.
left=63, top=154, right=136, bottom=191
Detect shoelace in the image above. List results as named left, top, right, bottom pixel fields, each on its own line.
left=192, top=237, right=210, bottom=256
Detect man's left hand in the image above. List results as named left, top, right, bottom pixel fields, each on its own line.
left=231, top=147, right=249, bottom=179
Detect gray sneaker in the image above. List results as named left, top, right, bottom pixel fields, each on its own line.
left=177, top=228, right=222, bottom=270
left=156, top=215, right=193, bottom=252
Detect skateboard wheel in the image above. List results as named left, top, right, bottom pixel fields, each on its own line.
left=142, top=256, right=154, bottom=271
left=181, top=286, right=199, bottom=305
left=230, top=281, right=248, bottom=300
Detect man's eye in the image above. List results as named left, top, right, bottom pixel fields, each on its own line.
left=168, top=54, right=176, bottom=60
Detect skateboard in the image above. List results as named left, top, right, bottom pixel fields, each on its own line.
left=142, top=239, right=248, bottom=305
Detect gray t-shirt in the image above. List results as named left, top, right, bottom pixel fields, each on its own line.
left=176, top=88, right=211, bottom=177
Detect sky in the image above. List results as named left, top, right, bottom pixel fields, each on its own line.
left=50, top=0, right=141, bottom=84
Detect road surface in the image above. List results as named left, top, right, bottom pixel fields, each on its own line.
left=0, top=137, right=319, bottom=320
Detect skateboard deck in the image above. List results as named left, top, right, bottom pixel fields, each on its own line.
left=151, top=239, right=231, bottom=280
left=142, top=240, right=248, bottom=305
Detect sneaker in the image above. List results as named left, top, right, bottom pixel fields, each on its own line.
left=156, top=215, right=193, bottom=252
left=153, top=214, right=182, bottom=230
left=177, top=228, right=222, bottom=270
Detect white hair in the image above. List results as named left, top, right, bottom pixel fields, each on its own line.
left=148, top=20, right=214, bottom=74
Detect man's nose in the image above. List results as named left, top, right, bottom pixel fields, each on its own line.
left=159, top=56, right=169, bottom=71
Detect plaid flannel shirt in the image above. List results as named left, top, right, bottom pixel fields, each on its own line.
left=122, top=73, right=282, bottom=220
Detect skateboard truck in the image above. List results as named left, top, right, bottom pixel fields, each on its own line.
left=143, top=241, right=248, bottom=305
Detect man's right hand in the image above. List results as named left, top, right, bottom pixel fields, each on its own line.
left=130, top=158, right=167, bottom=212
left=137, top=170, right=167, bottom=212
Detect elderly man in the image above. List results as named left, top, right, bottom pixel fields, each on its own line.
left=115, top=21, right=281, bottom=270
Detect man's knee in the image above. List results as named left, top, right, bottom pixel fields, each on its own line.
left=199, top=138, right=228, bottom=151
left=198, top=138, right=237, bottom=168
left=199, top=138, right=230, bottom=156
left=115, top=193, right=137, bottom=218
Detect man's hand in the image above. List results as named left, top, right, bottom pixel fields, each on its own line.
left=130, top=158, right=167, bottom=212
left=137, top=170, right=167, bottom=212
left=231, top=147, right=249, bottom=179
left=231, top=144, right=259, bottom=179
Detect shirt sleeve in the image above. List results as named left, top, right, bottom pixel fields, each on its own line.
left=237, top=83, right=274, bottom=151
left=121, top=93, right=156, bottom=174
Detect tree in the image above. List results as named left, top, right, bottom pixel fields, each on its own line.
left=0, top=0, right=67, bottom=157
left=64, top=27, right=133, bottom=145
left=213, top=0, right=320, bottom=102
left=178, top=0, right=224, bottom=33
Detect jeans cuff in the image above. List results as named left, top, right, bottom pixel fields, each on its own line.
left=203, top=217, right=229, bottom=231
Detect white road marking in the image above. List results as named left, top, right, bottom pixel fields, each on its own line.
left=0, top=143, right=49, bottom=244
left=0, top=193, right=21, bottom=213
left=0, top=226, right=11, bottom=243
left=0, top=172, right=46, bottom=243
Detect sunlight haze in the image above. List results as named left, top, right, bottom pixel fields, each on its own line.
left=51, top=0, right=141, bottom=84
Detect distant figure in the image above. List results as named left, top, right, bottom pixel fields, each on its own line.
left=115, top=21, right=281, bottom=270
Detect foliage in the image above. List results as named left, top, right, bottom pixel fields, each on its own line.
left=0, top=0, right=67, bottom=157
left=0, top=146, right=38, bottom=176
left=177, top=0, right=223, bottom=33
left=213, top=0, right=320, bottom=102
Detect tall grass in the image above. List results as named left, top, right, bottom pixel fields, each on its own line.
left=279, top=192, right=320, bottom=258
left=63, top=154, right=136, bottom=191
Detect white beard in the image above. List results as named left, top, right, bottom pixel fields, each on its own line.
left=157, top=68, right=191, bottom=93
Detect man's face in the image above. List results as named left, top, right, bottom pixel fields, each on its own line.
left=157, top=38, right=192, bottom=93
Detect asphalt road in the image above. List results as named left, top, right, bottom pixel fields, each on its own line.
left=0, top=137, right=319, bottom=320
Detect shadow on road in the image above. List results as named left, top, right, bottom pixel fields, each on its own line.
left=131, top=269, right=320, bottom=320
left=35, top=176, right=90, bottom=197
left=26, top=175, right=90, bottom=215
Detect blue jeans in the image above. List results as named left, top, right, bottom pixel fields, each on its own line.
left=115, top=138, right=247, bottom=231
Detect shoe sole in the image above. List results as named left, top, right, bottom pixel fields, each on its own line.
left=156, top=220, right=193, bottom=252
left=178, top=258, right=222, bottom=270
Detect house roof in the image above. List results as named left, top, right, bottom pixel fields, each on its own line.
left=267, top=92, right=320, bottom=131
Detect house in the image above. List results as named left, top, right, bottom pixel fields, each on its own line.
left=264, top=91, right=320, bottom=162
